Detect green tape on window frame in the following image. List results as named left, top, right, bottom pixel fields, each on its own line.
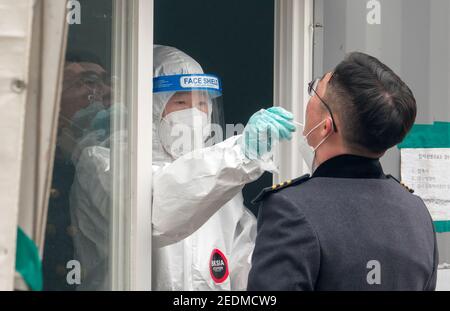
left=15, top=227, right=43, bottom=291
left=434, top=221, right=450, bottom=233
left=398, top=122, right=450, bottom=149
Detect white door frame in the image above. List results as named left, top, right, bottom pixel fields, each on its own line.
left=128, top=0, right=153, bottom=291
left=110, top=0, right=153, bottom=291
left=274, top=0, right=314, bottom=182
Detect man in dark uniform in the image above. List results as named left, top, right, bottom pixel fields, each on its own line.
left=247, top=52, right=438, bottom=291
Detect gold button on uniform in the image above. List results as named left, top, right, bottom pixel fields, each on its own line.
left=50, top=188, right=60, bottom=199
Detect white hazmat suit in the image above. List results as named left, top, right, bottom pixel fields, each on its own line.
left=151, top=45, right=268, bottom=290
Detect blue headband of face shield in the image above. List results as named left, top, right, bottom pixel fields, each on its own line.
left=153, top=74, right=222, bottom=98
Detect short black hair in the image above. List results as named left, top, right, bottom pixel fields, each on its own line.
left=66, top=50, right=104, bottom=68
left=326, top=52, right=417, bottom=154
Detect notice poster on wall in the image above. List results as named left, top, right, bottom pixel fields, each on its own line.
left=399, top=122, right=450, bottom=233
left=401, top=149, right=450, bottom=221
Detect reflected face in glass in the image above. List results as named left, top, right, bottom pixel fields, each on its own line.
left=162, top=91, right=210, bottom=118
left=59, top=62, right=112, bottom=129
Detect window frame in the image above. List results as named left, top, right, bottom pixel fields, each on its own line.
left=110, top=0, right=153, bottom=291
left=274, top=0, right=314, bottom=183
left=130, top=0, right=153, bottom=291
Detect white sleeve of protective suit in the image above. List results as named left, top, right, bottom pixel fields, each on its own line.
left=70, top=146, right=111, bottom=290
left=229, top=207, right=257, bottom=291
left=152, top=135, right=266, bottom=247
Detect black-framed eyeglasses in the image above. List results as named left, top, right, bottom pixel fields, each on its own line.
left=308, top=78, right=338, bottom=132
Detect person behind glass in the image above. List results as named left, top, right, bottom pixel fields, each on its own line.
left=43, top=52, right=112, bottom=290
left=58, top=57, right=112, bottom=163
left=63, top=57, right=120, bottom=291
left=248, top=52, right=439, bottom=291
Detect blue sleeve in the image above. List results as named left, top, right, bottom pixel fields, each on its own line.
left=247, top=192, right=320, bottom=291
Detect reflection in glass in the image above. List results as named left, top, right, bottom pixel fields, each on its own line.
left=42, top=0, right=124, bottom=291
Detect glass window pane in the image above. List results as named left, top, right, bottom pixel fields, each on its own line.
left=152, top=0, right=274, bottom=290
left=43, top=0, right=131, bottom=290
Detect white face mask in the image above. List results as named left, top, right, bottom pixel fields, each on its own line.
left=159, top=107, right=209, bottom=159
left=294, top=118, right=333, bottom=173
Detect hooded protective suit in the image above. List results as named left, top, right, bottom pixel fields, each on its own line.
left=151, top=45, right=269, bottom=290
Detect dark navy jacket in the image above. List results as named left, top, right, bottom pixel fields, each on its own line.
left=247, top=155, right=438, bottom=291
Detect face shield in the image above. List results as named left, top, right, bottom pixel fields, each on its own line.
left=154, top=74, right=224, bottom=159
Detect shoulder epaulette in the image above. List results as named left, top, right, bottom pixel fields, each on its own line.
left=386, top=174, right=414, bottom=193
left=251, top=174, right=311, bottom=205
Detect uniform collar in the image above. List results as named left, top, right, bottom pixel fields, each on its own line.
left=312, top=154, right=386, bottom=179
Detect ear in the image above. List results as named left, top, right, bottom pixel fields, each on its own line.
left=323, top=117, right=334, bottom=135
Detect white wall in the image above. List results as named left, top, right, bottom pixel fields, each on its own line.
left=437, top=269, right=450, bottom=291
left=316, top=0, right=450, bottom=153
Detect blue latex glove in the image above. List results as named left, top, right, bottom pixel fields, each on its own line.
left=91, top=109, right=110, bottom=132
left=241, top=107, right=296, bottom=160
left=90, top=103, right=127, bottom=138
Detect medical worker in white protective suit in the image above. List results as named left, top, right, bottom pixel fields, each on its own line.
left=70, top=45, right=295, bottom=290
left=151, top=45, right=296, bottom=290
